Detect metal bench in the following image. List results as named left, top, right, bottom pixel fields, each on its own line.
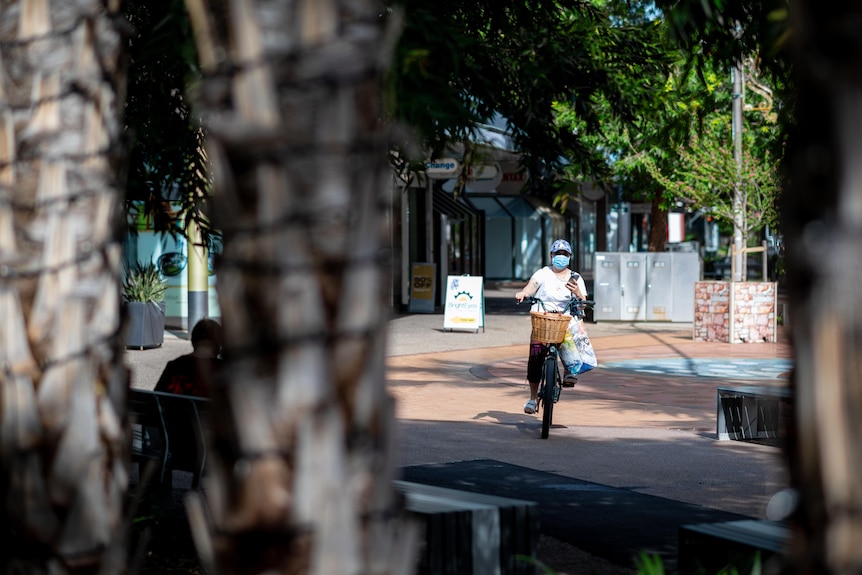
left=678, top=519, right=788, bottom=575
left=716, top=385, right=792, bottom=442
left=129, top=389, right=210, bottom=490
left=394, top=480, right=539, bottom=575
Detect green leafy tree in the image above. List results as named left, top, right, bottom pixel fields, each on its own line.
left=553, top=1, right=705, bottom=251
left=125, top=0, right=216, bottom=244
left=635, top=121, right=781, bottom=247
left=558, top=1, right=785, bottom=255
left=388, top=0, right=673, bottom=198
left=614, top=52, right=783, bottom=257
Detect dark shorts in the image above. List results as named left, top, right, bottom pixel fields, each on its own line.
left=527, top=341, right=549, bottom=383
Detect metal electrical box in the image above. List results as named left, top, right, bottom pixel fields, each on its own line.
left=646, top=253, right=673, bottom=321
left=670, top=252, right=700, bottom=322
left=593, top=252, right=701, bottom=322
left=620, top=253, right=646, bottom=321
left=593, top=253, right=621, bottom=321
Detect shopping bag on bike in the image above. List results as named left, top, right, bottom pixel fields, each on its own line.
left=574, top=319, right=597, bottom=373
left=558, top=324, right=583, bottom=376
left=559, top=317, right=597, bottom=375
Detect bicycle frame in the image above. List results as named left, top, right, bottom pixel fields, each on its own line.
left=538, top=342, right=562, bottom=439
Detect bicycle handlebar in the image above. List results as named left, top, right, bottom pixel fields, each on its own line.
left=520, top=295, right=595, bottom=314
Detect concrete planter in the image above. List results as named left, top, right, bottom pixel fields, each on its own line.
left=693, top=281, right=777, bottom=343
left=125, top=301, right=165, bottom=349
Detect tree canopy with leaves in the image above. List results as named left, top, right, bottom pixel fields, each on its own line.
left=610, top=55, right=783, bottom=251
left=550, top=0, right=787, bottom=252
left=124, top=0, right=214, bottom=241
left=387, top=0, right=673, bottom=197
left=639, top=120, right=781, bottom=235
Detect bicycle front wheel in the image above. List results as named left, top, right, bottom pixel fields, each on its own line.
left=541, top=356, right=557, bottom=439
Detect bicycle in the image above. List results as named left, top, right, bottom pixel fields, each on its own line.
left=523, top=295, right=595, bottom=438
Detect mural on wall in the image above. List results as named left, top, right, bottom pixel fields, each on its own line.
left=125, top=202, right=221, bottom=329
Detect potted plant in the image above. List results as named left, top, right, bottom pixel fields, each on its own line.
left=123, top=261, right=167, bottom=349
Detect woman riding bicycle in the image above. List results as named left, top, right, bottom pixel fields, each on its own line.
left=514, top=239, right=587, bottom=415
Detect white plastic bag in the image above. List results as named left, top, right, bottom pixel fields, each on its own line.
left=559, top=317, right=597, bottom=376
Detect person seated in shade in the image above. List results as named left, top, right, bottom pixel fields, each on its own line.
left=154, top=318, right=223, bottom=398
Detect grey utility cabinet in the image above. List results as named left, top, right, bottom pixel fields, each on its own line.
left=593, top=252, right=701, bottom=322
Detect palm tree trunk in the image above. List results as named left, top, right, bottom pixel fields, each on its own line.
left=0, top=2, right=129, bottom=573
left=786, top=1, right=862, bottom=572
left=183, top=1, right=417, bottom=573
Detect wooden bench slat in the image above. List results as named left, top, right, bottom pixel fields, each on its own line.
left=679, top=519, right=789, bottom=575
left=682, top=519, right=788, bottom=552
left=395, top=481, right=538, bottom=575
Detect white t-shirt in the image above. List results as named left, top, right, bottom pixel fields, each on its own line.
left=529, top=266, right=587, bottom=313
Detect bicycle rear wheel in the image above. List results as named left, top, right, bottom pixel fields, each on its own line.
left=541, top=356, right=557, bottom=439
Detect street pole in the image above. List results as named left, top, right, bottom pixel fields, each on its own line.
left=731, top=60, right=745, bottom=282
left=187, top=217, right=209, bottom=332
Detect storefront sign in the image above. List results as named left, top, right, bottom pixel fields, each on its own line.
left=465, top=162, right=503, bottom=192
left=443, top=275, right=485, bottom=332
left=408, top=263, right=436, bottom=313
left=467, top=163, right=499, bottom=181
left=426, top=158, right=460, bottom=179
left=497, top=168, right=528, bottom=194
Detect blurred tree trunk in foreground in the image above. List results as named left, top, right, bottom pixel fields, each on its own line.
left=0, top=2, right=129, bottom=573
left=183, top=1, right=417, bottom=573
left=786, top=1, right=862, bottom=572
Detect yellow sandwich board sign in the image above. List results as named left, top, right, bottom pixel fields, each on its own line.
left=409, top=263, right=436, bottom=313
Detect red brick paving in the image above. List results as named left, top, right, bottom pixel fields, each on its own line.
left=388, top=329, right=793, bottom=433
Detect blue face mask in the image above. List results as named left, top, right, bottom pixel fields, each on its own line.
left=552, top=255, right=570, bottom=269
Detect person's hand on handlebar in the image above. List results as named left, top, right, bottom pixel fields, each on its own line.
left=515, top=290, right=528, bottom=303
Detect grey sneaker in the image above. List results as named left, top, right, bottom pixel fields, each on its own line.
left=524, top=399, right=538, bottom=414
left=563, top=375, right=578, bottom=388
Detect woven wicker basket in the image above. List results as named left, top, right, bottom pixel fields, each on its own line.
left=530, top=311, right=572, bottom=344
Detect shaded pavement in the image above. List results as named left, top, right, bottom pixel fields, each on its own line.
left=385, top=286, right=792, bottom=573
left=125, top=282, right=793, bottom=573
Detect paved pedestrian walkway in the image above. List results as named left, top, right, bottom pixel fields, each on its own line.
left=124, top=284, right=793, bottom=573
left=387, top=324, right=790, bottom=508
left=383, top=297, right=792, bottom=573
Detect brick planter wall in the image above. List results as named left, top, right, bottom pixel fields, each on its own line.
left=694, top=281, right=777, bottom=343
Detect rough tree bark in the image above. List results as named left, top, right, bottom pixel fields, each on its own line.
left=785, top=1, right=862, bottom=572
left=183, top=1, right=417, bottom=573
left=0, top=1, right=129, bottom=573
left=647, top=191, right=667, bottom=252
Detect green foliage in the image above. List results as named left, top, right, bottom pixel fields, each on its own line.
left=553, top=1, right=790, bottom=252
left=655, top=0, right=791, bottom=81
left=515, top=554, right=557, bottom=574
left=122, top=262, right=167, bottom=303
left=124, top=0, right=217, bottom=248
left=635, top=550, right=764, bottom=575
left=654, top=0, right=793, bottom=168
left=554, top=5, right=701, bottom=225
left=636, top=551, right=666, bottom=575
left=387, top=0, right=673, bottom=197
left=630, top=120, right=781, bottom=244
left=587, top=15, right=785, bottom=248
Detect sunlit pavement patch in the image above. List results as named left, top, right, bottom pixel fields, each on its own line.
left=598, top=358, right=793, bottom=380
